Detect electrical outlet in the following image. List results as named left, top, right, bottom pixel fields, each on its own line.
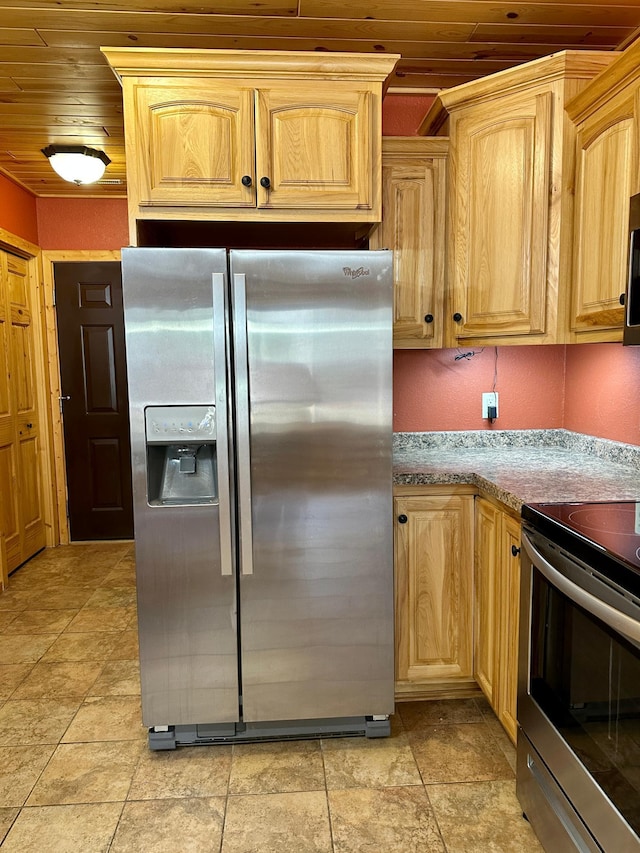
left=482, top=392, right=499, bottom=419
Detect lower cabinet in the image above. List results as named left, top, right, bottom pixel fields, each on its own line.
left=474, top=496, right=521, bottom=743
left=394, top=487, right=522, bottom=742
left=394, top=487, right=476, bottom=699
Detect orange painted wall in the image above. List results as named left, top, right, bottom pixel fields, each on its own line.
left=394, top=346, right=566, bottom=432
left=382, top=93, right=435, bottom=136
left=0, top=173, right=38, bottom=245
left=36, top=197, right=129, bottom=250
left=564, top=343, right=640, bottom=445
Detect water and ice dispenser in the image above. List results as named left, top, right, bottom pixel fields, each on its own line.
left=145, top=405, right=218, bottom=505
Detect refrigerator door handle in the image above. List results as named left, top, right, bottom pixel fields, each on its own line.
left=232, top=272, right=254, bottom=576
left=212, top=272, right=234, bottom=577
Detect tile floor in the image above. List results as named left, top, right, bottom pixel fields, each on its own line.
left=0, top=542, right=544, bottom=852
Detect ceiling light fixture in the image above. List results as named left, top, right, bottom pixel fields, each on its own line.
left=41, top=145, right=111, bottom=185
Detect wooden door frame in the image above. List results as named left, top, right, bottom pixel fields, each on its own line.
left=41, top=250, right=121, bottom=545
left=0, top=226, right=56, bottom=582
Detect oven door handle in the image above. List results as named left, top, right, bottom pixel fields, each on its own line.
left=522, top=532, right=640, bottom=645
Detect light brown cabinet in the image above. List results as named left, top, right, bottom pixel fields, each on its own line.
left=0, top=249, right=46, bottom=581
left=371, top=138, right=448, bottom=348
left=394, top=487, right=476, bottom=699
left=474, top=496, right=521, bottom=743
left=393, top=486, right=522, bottom=740
left=422, top=51, right=615, bottom=347
left=567, top=43, right=640, bottom=342
left=102, top=49, right=398, bottom=243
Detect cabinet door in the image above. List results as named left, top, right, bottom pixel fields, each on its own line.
left=372, top=141, right=447, bottom=348
left=449, top=92, right=551, bottom=340
left=497, top=513, right=521, bottom=744
left=474, top=497, right=521, bottom=744
left=474, top=498, right=500, bottom=705
left=571, top=99, right=635, bottom=339
left=128, top=81, right=256, bottom=207
left=255, top=81, right=374, bottom=210
left=394, top=495, right=474, bottom=687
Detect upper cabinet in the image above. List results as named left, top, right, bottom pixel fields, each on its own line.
left=101, top=49, right=399, bottom=244
left=566, top=42, right=640, bottom=343
left=421, top=51, right=615, bottom=347
left=370, top=138, right=448, bottom=348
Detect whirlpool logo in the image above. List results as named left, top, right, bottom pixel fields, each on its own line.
left=343, top=266, right=370, bottom=279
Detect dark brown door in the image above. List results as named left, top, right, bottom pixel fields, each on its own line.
left=55, top=261, right=133, bottom=540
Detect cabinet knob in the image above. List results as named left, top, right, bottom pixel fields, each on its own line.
left=241, top=175, right=253, bottom=187
left=424, top=314, right=434, bottom=324
left=26, top=423, right=33, bottom=429
left=397, top=514, right=408, bottom=524
left=452, top=312, right=463, bottom=323
left=620, top=293, right=626, bottom=306
left=511, top=545, right=521, bottom=557
left=260, top=176, right=271, bottom=189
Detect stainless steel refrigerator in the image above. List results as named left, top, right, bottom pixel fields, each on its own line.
left=121, top=248, right=394, bottom=749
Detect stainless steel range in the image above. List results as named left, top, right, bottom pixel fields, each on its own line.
left=518, top=501, right=640, bottom=852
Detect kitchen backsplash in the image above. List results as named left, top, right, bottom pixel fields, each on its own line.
left=394, top=343, right=640, bottom=447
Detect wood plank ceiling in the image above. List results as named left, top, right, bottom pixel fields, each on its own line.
left=1, top=0, right=639, bottom=197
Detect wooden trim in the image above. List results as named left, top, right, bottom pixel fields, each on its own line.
left=30, top=253, right=58, bottom=550
left=101, top=47, right=400, bottom=82
left=393, top=483, right=476, bottom=497
left=41, top=249, right=122, bottom=545
left=0, top=532, right=6, bottom=590
left=438, top=50, right=617, bottom=112
left=395, top=678, right=480, bottom=701
left=0, top=226, right=39, bottom=260
left=417, top=96, right=449, bottom=136
left=382, top=136, right=449, bottom=157
left=474, top=490, right=521, bottom=522
left=566, top=39, right=640, bottom=122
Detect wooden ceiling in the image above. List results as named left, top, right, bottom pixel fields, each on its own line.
left=1, top=0, right=639, bottom=198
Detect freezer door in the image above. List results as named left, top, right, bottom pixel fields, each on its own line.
left=122, top=248, right=239, bottom=727
left=231, top=250, right=394, bottom=722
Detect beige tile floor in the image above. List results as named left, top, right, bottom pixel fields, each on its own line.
left=0, top=542, right=544, bottom=852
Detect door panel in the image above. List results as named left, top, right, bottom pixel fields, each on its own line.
left=54, top=261, right=133, bottom=540
left=131, top=82, right=256, bottom=207
left=451, top=92, right=551, bottom=339
left=256, top=82, right=373, bottom=209
left=0, top=252, right=46, bottom=573
left=121, top=247, right=239, bottom=727
left=0, top=441, right=19, bottom=572
left=232, top=250, right=394, bottom=723
left=572, top=114, right=633, bottom=332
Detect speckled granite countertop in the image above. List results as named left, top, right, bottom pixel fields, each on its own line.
left=393, top=430, right=640, bottom=514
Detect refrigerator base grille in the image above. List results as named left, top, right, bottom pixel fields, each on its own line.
left=148, top=716, right=391, bottom=750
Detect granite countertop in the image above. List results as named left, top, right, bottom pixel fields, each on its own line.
left=393, top=429, right=640, bottom=513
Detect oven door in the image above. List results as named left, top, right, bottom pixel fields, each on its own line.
left=518, top=530, right=640, bottom=853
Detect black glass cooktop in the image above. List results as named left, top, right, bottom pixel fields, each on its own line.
left=522, top=501, right=640, bottom=597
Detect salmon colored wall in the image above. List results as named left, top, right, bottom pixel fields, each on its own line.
left=394, top=346, right=566, bottom=432
left=394, top=342, right=640, bottom=446
left=0, top=173, right=38, bottom=245
left=382, top=93, right=435, bottom=136
left=564, top=343, right=640, bottom=445
left=36, top=198, right=129, bottom=250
